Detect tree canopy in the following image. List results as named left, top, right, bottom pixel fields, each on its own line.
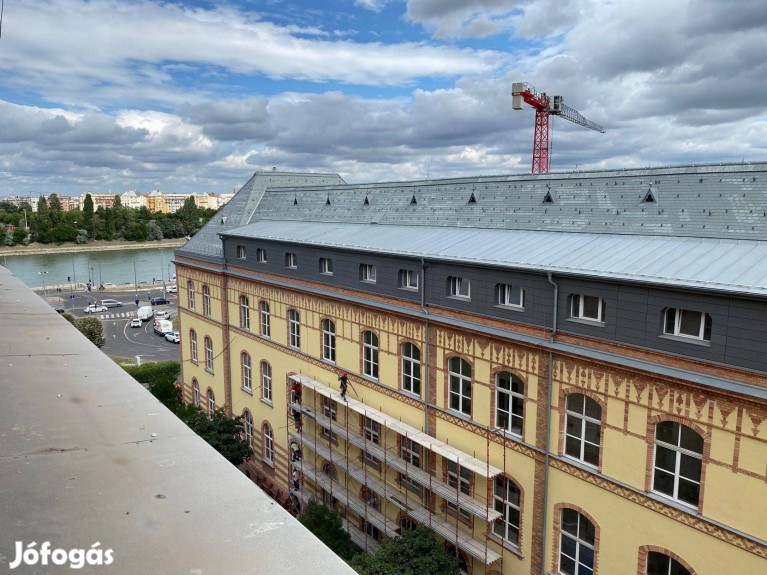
left=350, top=526, right=459, bottom=575
left=186, top=407, right=252, bottom=465
left=299, top=500, right=354, bottom=560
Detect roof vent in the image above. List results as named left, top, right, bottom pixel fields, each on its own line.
left=221, top=216, right=228, bottom=224
left=543, top=192, right=554, bottom=204
left=363, top=194, right=370, bottom=205
left=468, top=192, right=477, bottom=204
left=410, top=194, right=417, bottom=205
left=293, top=196, right=298, bottom=205
left=643, top=188, right=656, bottom=203
left=325, top=196, right=331, bottom=206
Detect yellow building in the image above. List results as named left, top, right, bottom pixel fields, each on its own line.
left=175, top=167, right=767, bottom=575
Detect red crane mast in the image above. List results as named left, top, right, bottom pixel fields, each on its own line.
left=512, top=82, right=605, bottom=174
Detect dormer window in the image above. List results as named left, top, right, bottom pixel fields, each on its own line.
left=256, top=248, right=267, bottom=263
left=663, top=308, right=711, bottom=342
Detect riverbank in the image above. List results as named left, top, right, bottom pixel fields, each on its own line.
left=0, top=238, right=187, bottom=257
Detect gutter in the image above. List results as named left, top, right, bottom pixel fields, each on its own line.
left=541, top=272, right=558, bottom=575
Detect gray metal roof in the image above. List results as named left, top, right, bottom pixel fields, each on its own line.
left=224, top=220, right=767, bottom=296
left=177, top=170, right=345, bottom=260
left=251, top=163, right=767, bottom=240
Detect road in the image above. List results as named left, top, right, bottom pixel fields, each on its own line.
left=45, top=287, right=182, bottom=362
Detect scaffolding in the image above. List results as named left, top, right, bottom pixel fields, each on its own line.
left=285, top=372, right=505, bottom=570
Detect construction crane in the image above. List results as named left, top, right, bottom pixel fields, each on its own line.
left=512, top=82, right=605, bottom=174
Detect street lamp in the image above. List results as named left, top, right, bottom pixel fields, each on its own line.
left=38, top=270, right=49, bottom=301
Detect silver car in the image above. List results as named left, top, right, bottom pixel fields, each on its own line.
left=84, top=304, right=107, bottom=313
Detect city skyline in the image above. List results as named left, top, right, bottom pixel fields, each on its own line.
left=1, top=0, right=766, bottom=196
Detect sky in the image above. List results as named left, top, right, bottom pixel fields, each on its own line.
left=0, top=0, right=766, bottom=197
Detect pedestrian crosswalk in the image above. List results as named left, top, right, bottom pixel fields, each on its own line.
left=99, top=312, right=141, bottom=319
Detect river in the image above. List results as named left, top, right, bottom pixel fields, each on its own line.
left=1, top=247, right=179, bottom=289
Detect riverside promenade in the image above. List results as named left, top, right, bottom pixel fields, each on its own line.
left=0, top=237, right=186, bottom=257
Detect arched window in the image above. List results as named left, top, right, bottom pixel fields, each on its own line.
left=189, top=329, right=198, bottom=363
left=322, top=462, right=337, bottom=481
left=192, top=378, right=200, bottom=407
left=241, top=352, right=252, bottom=392
left=239, top=295, right=250, bottom=329
left=362, top=330, right=379, bottom=379
left=207, top=389, right=215, bottom=417
left=243, top=410, right=253, bottom=446
left=361, top=487, right=380, bottom=510
left=401, top=342, right=421, bottom=395
left=288, top=309, right=300, bottom=348
left=565, top=394, right=601, bottom=466
left=259, top=301, right=271, bottom=337
left=187, top=281, right=196, bottom=310
left=496, top=371, right=525, bottom=436
left=559, top=508, right=595, bottom=575
left=204, top=336, right=213, bottom=372
left=653, top=421, right=703, bottom=506
left=321, top=319, right=336, bottom=362
left=493, top=476, right=521, bottom=546
left=202, top=285, right=211, bottom=317
left=263, top=423, right=274, bottom=463
left=446, top=545, right=470, bottom=575
left=647, top=552, right=692, bottom=575
left=261, top=361, right=272, bottom=402
left=448, top=357, right=472, bottom=416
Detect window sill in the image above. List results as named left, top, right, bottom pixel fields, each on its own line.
left=360, top=280, right=377, bottom=285
left=566, top=317, right=604, bottom=327
left=289, top=344, right=300, bottom=351
left=319, top=272, right=334, bottom=276
left=241, top=387, right=253, bottom=395
left=659, top=334, right=711, bottom=347
left=447, top=409, right=473, bottom=422
left=401, top=389, right=422, bottom=400
left=495, top=428, right=523, bottom=441
left=286, top=266, right=297, bottom=270
left=262, top=458, right=274, bottom=469
left=487, top=533, right=524, bottom=558
left=322, top=358, right=336, bottom=365
left=191, top=360, right=198, bottom=366
left=563, top=454, right=599, bottom=472
left=399, top=286, right=419, bottom=292
left=649, top=489, right=700, bottom=512
left=447, top=295, right=471, bottom=302
left=495, top=304, right=524, bottom=313
left=261, top=398, right=274, bottom=408
left=205, top=368, right=215, bottom=375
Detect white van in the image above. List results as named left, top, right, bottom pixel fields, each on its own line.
left=137, top=306, right=154, bottom=322
left=153, top=319, right=173, bottom=336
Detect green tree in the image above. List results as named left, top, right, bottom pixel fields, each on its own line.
left=48, top=193, right=63, bottom=225
left=34, top=196, right=51, bottom=243
left=83, top=193, right=94, bottom=238
left=63, top=315, right=105, bottom=348
left=178, top=196, right=198, bottom=235
left=123, top=361, right=181, bottom=412
left=186, top=407, right=252, bottom=465
left=350, top=526, right=459, bottom=575
left=12, top=227, right=27, bottom=245
left=300, top=500, right=354, bottom=561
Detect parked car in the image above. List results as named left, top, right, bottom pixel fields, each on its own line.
left=151, top=297, right=170, bottom=306
left=130, top=318, right=142, bottom=328
left=99, top=299, right=123, bottom=308
left=84, top=304, right=107, bottom=313
left=154, top=310, right=171, bottom=320
left=166, top=285, right=177, bottom=293
left=51, top=305, right=65, bottom=314
left=153, top=319, right=173, bottom=336
left=137, top=306, right=154, bottom=321
left=165, top=331, right=180, bottom=343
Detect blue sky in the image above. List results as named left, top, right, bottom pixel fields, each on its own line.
left=0, top=0, right=766, bottom=197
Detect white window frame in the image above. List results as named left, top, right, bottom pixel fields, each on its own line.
left=261, top=361, right=272, bottom=403
left=321, top=319, right=336, bottom=363
left=187, top=281, right=196, bottom=310
left=496, top=372, right=524, bottom=436
left=446, top=460, right=471, bottom=519
left=448, top=276, right=471, bottom=299
left=646, top=552, right=692, bottom=575
left=401, top=343, right=421, bottom=396
left=448, top=357, right=472, bottom=416
left=363, top=416, right=381, bottom=468
left=399, top=269, right=418, bottom=290
left=361, top=263, right=377, bottom=283
left=285, top=252, right=297, bottom=269
left=492, top=476, right=521, bottom=546
left=190, top=329, right=198, bottom=363
left=497, top=283, right=524, bottom=308
left=559, top=508, right=596, bottom=575
left=288, top=309, right=300, bottom=348
left=570, top=294, right=604, bottom=323
left=204, top=336, right=213, bottom=372
left=653, top=421, right=703, bottom=507
left=256, top=248, right=267, bottom=263
left=202, top=285, right=211, bottom=317
left=663, top=308, right=710, bottom=341
left=192, top=379, right=200, bottom=407
left=236, top=245, right=246, bottom=260
left=259, top=301, right=271, bottom=338
left=321, top=396, right=338, bottom=442
left=320, top=257, right=334, bottom=275
left=362, top=330, right=379, bottom=379
left=400, top=437, right=421, bottom=491
left=207, top=389, right=215, bottom=417
left=564, top=394, right=601, bottom=467
left=263, top=424, right=274, bottom=463
left=239, top=295, right=250, bottom=330
left=241, top=352, right=252, bottom=392
left=244, top=411, right=253, bottom=446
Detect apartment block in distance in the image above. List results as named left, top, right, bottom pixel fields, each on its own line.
left=175, top=164, right=767, bottom=575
